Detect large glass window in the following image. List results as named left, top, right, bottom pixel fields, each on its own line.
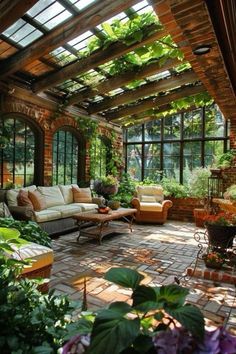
left=52, top=129, right=79, bottom=185
left=124, top=104, right=228, bottom=183
left=0, top=117, right=37, bottom=188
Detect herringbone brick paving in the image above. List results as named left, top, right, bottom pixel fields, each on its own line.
left=50, top=220, right=236, bottom=333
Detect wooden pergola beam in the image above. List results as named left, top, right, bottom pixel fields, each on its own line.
left=67, top=57, right=180, bottom=105
left=32, top=26, right=168, bottom=93
left=0, top=0, right=139, bottom=79
left=88, top=70, right=197, bottom=114
left=0, top=0, right=39, bottom=33
left=106, top=84, right=205, bottom=120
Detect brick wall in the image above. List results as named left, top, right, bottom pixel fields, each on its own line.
left=0, top=94, right=123, bottom=186
left=167, top=197, right=203, bottom=222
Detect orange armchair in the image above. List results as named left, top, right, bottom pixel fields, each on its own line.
left=131, top=185, right=172, bottom=224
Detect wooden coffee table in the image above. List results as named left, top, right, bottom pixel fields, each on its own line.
left=73, top=208, right=137, bottom=244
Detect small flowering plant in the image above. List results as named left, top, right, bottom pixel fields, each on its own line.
left=203, top=251, right=225, bottom=266
left=203, top=212, right=236, bottom=226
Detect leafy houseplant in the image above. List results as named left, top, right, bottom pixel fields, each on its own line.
left=0, top=227, right=77, bottom=354
left=214, top=150, right=236, bottom=170
left=93, top=175, right=119, bottom=200
left=62, top=268, right=236, bottom=354
left=0, top=217, right=51, bottom=247
left=224, top=184, right=236, bottom=203
left=203, top=251, right=225, bottom=269
left=160, top=178, right=189, bottom=198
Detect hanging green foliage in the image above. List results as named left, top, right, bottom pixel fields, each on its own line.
left=75, top=116, right=99, bottom=141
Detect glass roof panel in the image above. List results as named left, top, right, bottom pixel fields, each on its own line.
left=19, top=29, right=43, bottom=47
left=147, top=70, right=171, bottom=81
left=108, top=88, right=124, bottom=96
left=3, top=21, right=43, bottom=47
left=96, top=12, right=128, bottom=30
left=68, top=31, right=93, bottom=47
left=27, top=0, right=55, bottom=17
left=44, top=10, right=72, bottom=29
left=72, top=0, right=96, bottom=10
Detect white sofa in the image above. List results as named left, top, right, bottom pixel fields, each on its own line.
left=4, top=184, right=102, bottom=235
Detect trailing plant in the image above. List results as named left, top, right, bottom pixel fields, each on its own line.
left=106, top=130, right=124, bottom=176
left=0, top=227, right=77, bottom=354
left=0, top=218, right=51, bottom=248
left=224, top=184, right=236, bottom=202
left=61, top=267, right=236, bottom=354
left=160, top=178, right=189, bottom=198
left=75, top=116, right=99, bottom=141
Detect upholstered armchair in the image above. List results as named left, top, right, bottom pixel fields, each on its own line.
left=131, top=185, right=173, bottom=224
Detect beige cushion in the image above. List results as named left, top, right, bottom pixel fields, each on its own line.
left=28, top=190, right=47, bottom=211
left=48, top=204, right=82, bottom=218
left=72, top=186, right=92, bottom=203
left=6, top=185, right=37, bottom=206
left=11, top=242, right=53, bottom=274
left=17, top=190, right=34, bottom=208
left=59, top=185, right=73, bottom=204
left=74, top=202, right=98, bottom=211
left=140, top=195, right=156, bottom=203
left=37, top=186, right=65, bottom=208
left=34, top=209, right=61, bottom=222
left=140, top=202, right=163, bottom=212
left=136, top=185, right=164, bottom=203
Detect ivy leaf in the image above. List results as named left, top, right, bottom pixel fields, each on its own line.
left=132, top=285, right=157, bottom=308
left=102, top=23, right=118, bottom=40
left=88, top=304, right=140, bottom=354
left=167, top=304, right=205, bottom=340
left=105, top=268, right=144, bottom=289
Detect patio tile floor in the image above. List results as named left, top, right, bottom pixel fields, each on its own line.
left=50, top=220, right=236, bottom=332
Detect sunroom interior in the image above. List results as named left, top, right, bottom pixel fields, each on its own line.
left=1, top=0, right=236, bottom=350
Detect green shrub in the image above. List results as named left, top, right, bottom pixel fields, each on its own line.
left=214, top=149, right=236, bottom=169
left=112, top=173, right=136, bottom=207
left=0, top=218, right=51, bottom=248
left=188, top=167, right=211, bottom=199
left=160, top=178, right=189, bottom=198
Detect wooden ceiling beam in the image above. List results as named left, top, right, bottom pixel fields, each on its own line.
left=106, top=84, right=205, bottom=120
left=32, top=26, right=168, bottom=93
left=67, top=57, right=180, bottom=105
left=88, top=70, right=197, bottom=114
left=0, top=0, right=139, bottom=79
left=0, top=0, right=39, bottom=33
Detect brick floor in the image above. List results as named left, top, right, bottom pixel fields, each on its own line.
left=50, top=220, right=236, bottom=333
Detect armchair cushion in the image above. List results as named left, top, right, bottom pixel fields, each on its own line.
left=140, top=195, right=156, bottom=203
left=140, top=202, right=163, bottom=212
left=136, top=185, right=164, bottom=202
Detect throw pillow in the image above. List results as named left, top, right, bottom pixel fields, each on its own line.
left=17, top=190, right=34, bottom=209
left=28, top=190, right=47, bottom=211
left=141, top=195, right=156, bottom=203
left=72, top=186, right=92, bottom=203
left=0, top=202, right=12, bottom=218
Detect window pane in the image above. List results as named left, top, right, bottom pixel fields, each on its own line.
left=205, top=105, right=224, bottom=137
left=52, top=130, right=78, bottom=185
left=183, top=142, right=201, bottom=184
left=204, top=140, right=224, bottom=167
left=90, top=137, right=108, bottom=179
left=144, top=143, right=161, bottom=181
left=144, top=120, right=161, bottom=141
left=163, top=143, right=180, bottom=181
left=126, top=125, right=142, bottom=142
left=127, top=144, right=142, bottom=180
left=0, top=118, right=35, bottom=188
left=183, top=109, right=202, bottom=138
left=164, top=114, right=181, bottom=140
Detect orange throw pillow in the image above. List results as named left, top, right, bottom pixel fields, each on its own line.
left=72, top=186, right=92, bottom=203
left=17, top=190, right=34, bottom=209
left=28, top=190, right=47, bottom=211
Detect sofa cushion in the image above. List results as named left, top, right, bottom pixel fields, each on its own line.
left=6, top=185, right=37, bottom=206
left=17, top=190, right=34, bottom=209
left=73, top=202, right=98, bottom=211
left=59, top=185, right=73, bottom=204
left=136, top=185, right=164, bottom=203
left=28, top=190, right=47, bottom=211
left=72, top=186, right=92, bottom=203
left=140, top=195, right=157, bottom=203
left=0, top=202, right=12, bottom=218
left=140, top=202, right=163, bottom=212
left=48, top=204, right=82, bottom=218
left=11, top=242, right=53, bottom=274
left=37, top=186, right=65, bottom=208
left=34, top=209, right=61, bottom=223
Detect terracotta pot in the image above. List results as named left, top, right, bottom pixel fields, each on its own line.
left=193, top=208, right=208, bottom=228
left=204, top=260, right=223, bottom=269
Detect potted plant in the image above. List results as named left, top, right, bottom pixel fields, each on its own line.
left=224, top=184, right=236, bottom=204
left=203, top=251, right=225, bottom=269
left=62, top=267, right=236, bottom=354
left=213, top=149, right=236, bottom=170
left=203, top=212, right=236, bottom=249
left=93, top=175, right=119, bottom=200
